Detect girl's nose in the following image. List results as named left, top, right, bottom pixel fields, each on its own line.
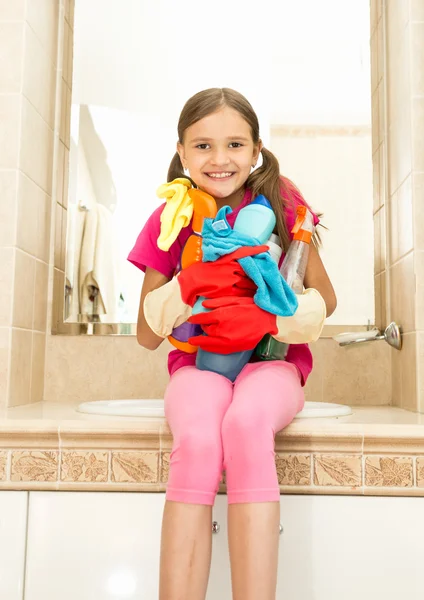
left=210, top=150, right=230, bottom=166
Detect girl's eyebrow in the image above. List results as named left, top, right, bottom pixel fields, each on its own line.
left=190, top=136, right=250, bottom=143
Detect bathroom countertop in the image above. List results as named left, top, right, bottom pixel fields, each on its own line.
left=0, top=402, right=423, bottom=496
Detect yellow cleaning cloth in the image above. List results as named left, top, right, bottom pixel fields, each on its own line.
left=157, top=178, right=193, bottom=251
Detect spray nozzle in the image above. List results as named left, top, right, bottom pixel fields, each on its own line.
left=291, top=206, right=314, bottom=243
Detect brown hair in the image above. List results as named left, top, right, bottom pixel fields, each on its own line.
left=168, top=88, right=320, bottom=251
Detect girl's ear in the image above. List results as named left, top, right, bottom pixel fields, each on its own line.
left=177, top=142, right=187, bottom=169
left=253, top=139, right=263, bottom=163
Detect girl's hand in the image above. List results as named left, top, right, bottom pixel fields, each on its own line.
left=177, top=245, right=268, bottom=307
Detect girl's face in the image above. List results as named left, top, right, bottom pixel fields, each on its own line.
left=177, top=106, right=262, bottom=201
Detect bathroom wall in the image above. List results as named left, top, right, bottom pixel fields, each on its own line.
left=0, top=0, right=65, bottom=407
left=371, top=0, right=424, bottom=411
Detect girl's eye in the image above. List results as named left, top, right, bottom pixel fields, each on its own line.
left=229, top=142, right=243, bottom=148
left=196, top=144, right=210, bottom=150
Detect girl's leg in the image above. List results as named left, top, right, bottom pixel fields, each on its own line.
left=160, top=366, right=233, bottom=600
left=222, top=361, right=304, bottom=600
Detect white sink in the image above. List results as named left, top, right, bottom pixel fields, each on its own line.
left=76, top=399, right=352, bottom=419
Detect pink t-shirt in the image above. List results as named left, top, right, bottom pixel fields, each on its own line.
left=128, top=178, right=320, bottom=385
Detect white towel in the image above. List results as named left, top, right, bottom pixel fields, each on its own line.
left=65, top=204, right=87, bottom=321
left=79, top=204, right=120, bottom=321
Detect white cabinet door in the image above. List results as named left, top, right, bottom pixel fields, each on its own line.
left=25, top=492, right=165, bottom=600
left=0, top=492, right=28, bottom=600
left=277, top=495, right=424, bottom=600
left=24, top=492, right=424, bottom=599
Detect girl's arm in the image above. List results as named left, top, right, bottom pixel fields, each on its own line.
left=137, top=267, right=171, bottom=350
left=304, top=244, right=337, bottom=317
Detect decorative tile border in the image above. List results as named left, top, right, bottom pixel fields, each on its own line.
left=0, top=426, right=423, bottom=495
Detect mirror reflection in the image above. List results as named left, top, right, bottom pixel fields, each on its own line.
left=64, top=0, right=373, bottom=327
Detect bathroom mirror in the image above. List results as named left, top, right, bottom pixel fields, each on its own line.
left=63, top=0, right=373, bottom=330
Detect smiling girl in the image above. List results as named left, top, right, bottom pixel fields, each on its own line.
left=128, top=88, right=336, bottom=600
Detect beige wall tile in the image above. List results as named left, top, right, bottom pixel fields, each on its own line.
left=31, top=331, right=46, bottom=403
left=51, top=267, right=64, bottom=334
left=411, top=0, right=424, bottom=21
left=370, top=0, right=378, bottom=32
left=380, top=270, right=387, bottom=330
left=365, top=456, right=413, bottom=487
left=0, top=94, right=21, bottom=169
left=372, top=146, right=380, bottom=213
left=8, top=327, right=32, bottom=406
left=61, top=206, right=67, bottom=272
left=16, top=176, right=52, bottom=263
left=414, top=172, right=424, bottom=251
left=69, top=0, right=75, bottom=27
left=0, top=170, right=17, bottom=247
left=374, top=206, right=386, bottom=275
left=110, top=337, right=170, bottom=400
left=56, top=140, right=65, bottom=206
left=374, top=272, right=388, bottom=331
left=321, top=338, right=391, bottom=406
left=59, top=78, right=67, bottom=145
left=276, top=454, right=311, bottom=486
left=25, top=0, right=59, bottom=64
left=33, top=260, right=48, bottom=332
left=313, top=454, right=362, bottom=487
left=63, top=146, right=69, bottom=209
left=66, top=17, right=73, bottom=87
left=412, top=98, right=424, bottom=172
left=22, top=23, right=56, bottom=128
left=11, top=450, right=58, bottom=481
left=37, top=187, right=51, bottom=263
left=391, top=348, right=402, bottom=408
left=16, top=172, right=39, bottom=257
left=377, top=20, right=384, bottom=83
left=371, top=29, right=378, bottom=93
left=371, top=89, right=379, bottom=154
left=411, top=23, right=424, bottom=95
left=12, top=249, right=35, bottom=329
left=416, top=252, right=424, bottom=331
left=0, top=0, right=25, bottom=19
left=396, top=174, right=414, bottom=259
left=400, top=332, right=418, bottom=411
left=44, top=335, right=114, bottom=402
left=65, top=83, right=71, bottom=148
left=20, top=97, right=54, bottom=195
left=390, top=252, right=415, bottom=333
left=0, top=22, right=24, bottom=93
left=418, top=333, right=424, bottom=413
left=0, top=248, right=14, bottom=327
left=0, top=327, right=10, bottom=407
left=62, top=21, right=69, bottom=85
left=60, top=450, right=108, bottom=483
left=54, top=203, right=63, bottom=269
left=379, top=140, right=386, bottom=205
left=111, top=451, right=159, bottom=484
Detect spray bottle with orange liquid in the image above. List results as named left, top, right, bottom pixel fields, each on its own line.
left=256, top=205, right=315, bottom=361
left=168, top=188, right=217, bottom=352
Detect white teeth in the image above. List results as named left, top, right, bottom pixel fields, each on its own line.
left=208, top=172, right=233, bottom=179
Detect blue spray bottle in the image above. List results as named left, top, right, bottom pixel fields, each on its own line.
left=193, top=195, right=276, bottom=382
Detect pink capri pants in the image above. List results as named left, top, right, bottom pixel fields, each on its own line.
left=164, top=361, right=305, bottom=505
